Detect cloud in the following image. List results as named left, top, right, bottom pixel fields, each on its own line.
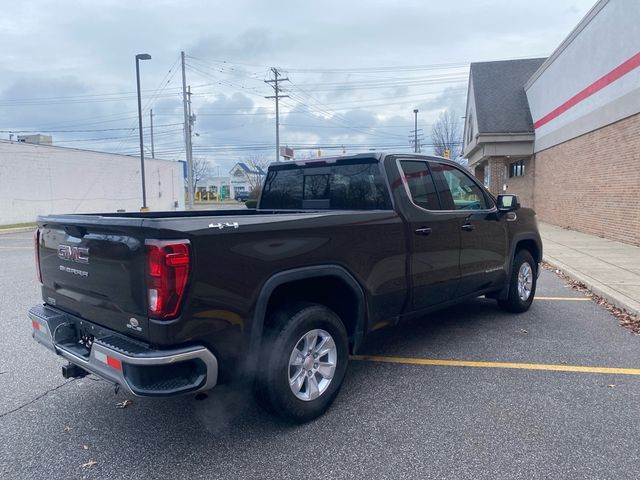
left=189, top=29, right=276, bottom=63
left=0, top=0, right=595, bottom=164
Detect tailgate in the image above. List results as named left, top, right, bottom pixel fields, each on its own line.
left=38, top=220, right=150, bottom=340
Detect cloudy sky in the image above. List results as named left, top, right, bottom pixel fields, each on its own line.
left=1, top=0, right=595, bottom=171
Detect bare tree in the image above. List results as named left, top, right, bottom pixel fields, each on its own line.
left=191, top=156, right=212, bottom=193
left=242, top=154, right=271, bottom=190
left=430, top=110, right=463, bottom=160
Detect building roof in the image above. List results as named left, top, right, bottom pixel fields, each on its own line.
left=234, top=162, right=267, bottom=175
left=470, top=57, right=547, bottom=134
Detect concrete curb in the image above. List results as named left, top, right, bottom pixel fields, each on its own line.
left=544, top=254, right=640, bottom=317
left=0, top=226, right=36, bottom=235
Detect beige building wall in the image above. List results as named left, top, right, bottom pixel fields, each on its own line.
left=533, top=113, right=640, bottom=246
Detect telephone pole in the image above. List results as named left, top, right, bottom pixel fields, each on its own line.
left=181, top=51, right=194, bottom=209
left=265, top=68, right=289, bottom=162
left=149, top=109, right=155, bottom=159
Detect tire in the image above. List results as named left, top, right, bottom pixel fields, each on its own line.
left=255, top=302, right=349, bottom=423
left=498, top=249, right=537, bottom=313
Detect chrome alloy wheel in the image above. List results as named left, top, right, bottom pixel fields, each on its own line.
left=517, top=262, right=534, bottom=301
left=288, top=329, right=337, bottom=401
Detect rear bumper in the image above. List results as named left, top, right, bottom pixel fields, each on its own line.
left=28, top=305, right=218, bottom=397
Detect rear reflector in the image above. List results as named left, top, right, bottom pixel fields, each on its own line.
left=31, top=319, right=41, bottom=331
left=145, top=240, right=191, bottom=319
left=94, top=350, right=122, bottom=371
left=34, top=229, right=42, bottom=284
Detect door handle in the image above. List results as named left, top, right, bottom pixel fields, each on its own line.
left=415, top=227, right=432, bottom=236
left=461, top=223, right=475, bottom=232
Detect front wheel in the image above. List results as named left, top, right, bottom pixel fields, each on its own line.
left=498, top=250, right=537, bottom=313
left=255, top=303, right=349, bottom=423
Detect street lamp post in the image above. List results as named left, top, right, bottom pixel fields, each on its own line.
left=135, top=53, right=152, bottom=211
left=413, top=109, right=419, bottom=153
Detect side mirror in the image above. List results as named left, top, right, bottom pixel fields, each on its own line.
left=497, top=194, right=520, bottom=212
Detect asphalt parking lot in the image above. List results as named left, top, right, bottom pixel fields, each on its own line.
left=2, top=230, right=640, bottom=480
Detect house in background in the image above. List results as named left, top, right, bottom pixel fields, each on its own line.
left=463, top=0, right=640, bottom=246
left=199, top=162, right=266, bottom=200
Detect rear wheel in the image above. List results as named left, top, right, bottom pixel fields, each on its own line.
left=498, top=250, right=537, bottom=313
left=255, top=303, right=349, bottom=423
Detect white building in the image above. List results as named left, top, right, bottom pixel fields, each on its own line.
left=199, top=162, right=266, bottom=200
left=0, top=140, right=184, bottom=225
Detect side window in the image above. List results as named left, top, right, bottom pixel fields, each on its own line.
left=399, top=160, right=440, bottom=210
left=430, top=162, right=489, bottom=210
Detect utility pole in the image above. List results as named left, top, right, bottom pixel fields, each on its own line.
left=149, top=109, right=155, bottom=159
left=181, top=51, right=194, bottom=209
left=265, top=68, right=289, bottom=162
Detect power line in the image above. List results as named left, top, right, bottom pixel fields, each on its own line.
left=0, top=123, right=182, bottom=134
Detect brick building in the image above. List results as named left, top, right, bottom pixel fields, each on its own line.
left=463, top=0, right=639, bottom=246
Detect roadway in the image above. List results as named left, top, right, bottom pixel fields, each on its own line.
left=1, top=230, right=639, bottom=479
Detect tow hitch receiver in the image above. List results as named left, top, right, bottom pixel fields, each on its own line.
left=62, top=362, right=88, bottom=379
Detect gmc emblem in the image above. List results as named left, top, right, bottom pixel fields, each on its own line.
left=57, top=245, right=90, bottom=264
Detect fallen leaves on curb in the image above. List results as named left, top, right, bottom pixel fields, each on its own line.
left=82, top=445, right=89, bottom=450
left=63, top=426, right=72, bottom=433
left=519, top=329, right=528, bottom=334
left=81, top=460, right=97, bottom=469
left=115, top=399, right=132, bottom=409
left=543, top=262, right=640, bottom=334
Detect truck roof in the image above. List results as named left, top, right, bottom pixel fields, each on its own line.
left=268, top=151, right=453, bottom=169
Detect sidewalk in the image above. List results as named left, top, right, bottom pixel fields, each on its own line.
left=0, top=223, right=36, bottom=235
left=539, top=222, right=640, bottom=315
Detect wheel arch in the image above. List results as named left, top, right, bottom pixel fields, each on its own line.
left=498, top=233, right=543, bottom=300
left=247, top=265, right=367, bottom=373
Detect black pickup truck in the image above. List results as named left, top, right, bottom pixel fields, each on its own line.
left=30, top=153, right=542, bottom=422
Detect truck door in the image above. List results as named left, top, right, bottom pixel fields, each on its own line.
left=397, top=159, right=462, bottom=310
left=429, top=161, right=508, bottom=297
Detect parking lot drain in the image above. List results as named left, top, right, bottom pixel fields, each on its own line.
left=351, top=355, right=640, bottom=376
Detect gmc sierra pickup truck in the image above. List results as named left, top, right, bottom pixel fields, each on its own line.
left=30, top=153, right=542, bottom=422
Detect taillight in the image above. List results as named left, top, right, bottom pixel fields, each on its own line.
left=146, top=240, right=190, bottom=319
left=34, top=229, right=42, bottom=284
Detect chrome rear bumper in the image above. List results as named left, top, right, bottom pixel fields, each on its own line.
left=29, top=305, right=218, bottom=397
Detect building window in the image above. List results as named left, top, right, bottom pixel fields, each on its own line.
left=509, top=159, right=525, bottom=177
left=466, top=113, right=474, bottom=144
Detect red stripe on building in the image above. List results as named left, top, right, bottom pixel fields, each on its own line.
left=533, top=51, right=640, bottom=129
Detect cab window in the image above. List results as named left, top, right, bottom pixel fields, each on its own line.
left=429, top=162, right=489, bottom=210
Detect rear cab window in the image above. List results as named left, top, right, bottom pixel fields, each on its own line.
left=260, top=159, right=392, bottom=210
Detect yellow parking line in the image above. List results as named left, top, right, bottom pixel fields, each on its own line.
left=351, top=355, right=640, bottom=376
left=535, top=296, right=591, bottom=301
